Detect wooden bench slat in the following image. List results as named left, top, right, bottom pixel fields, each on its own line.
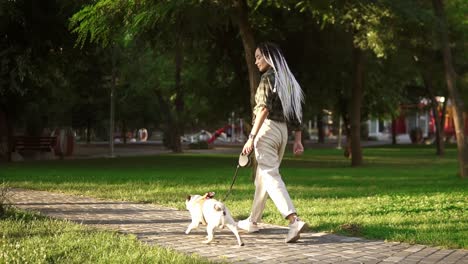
left=13, top=136, right=57, bottom=152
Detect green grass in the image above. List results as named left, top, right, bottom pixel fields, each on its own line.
left=0, top=208, right=213, bottom=264
left=1, top=145, right=467, bottom=250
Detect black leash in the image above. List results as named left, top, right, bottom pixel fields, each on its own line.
left=221, top=152, right=252, bottom=201
left=222, top=165, right=240, bottom=201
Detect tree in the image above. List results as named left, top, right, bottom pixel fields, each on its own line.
left=231, top=0, right=260, bottom=110
left=70, top=0, right=252, bottom=152
left=379, top=1, right=444, bottom=153
left=296, top=0, right=395, bottom=166
left=432, top=0, right=468, bottom=177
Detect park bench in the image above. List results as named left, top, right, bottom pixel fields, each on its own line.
left=13, top=136, right=57, bottom=154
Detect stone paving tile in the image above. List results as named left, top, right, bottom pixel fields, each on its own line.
left=9, top=188, right=468, bottom=264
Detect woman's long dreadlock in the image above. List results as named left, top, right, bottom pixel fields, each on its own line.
left=257, top=42, right=304, bottom=123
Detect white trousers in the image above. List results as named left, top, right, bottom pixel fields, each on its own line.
left=250, top=119, right=296, bottom=222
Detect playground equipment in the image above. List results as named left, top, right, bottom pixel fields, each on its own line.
left=207, top=125, right=231, bottom=144
left=182, top=130, right=213, bottom=143
left=207, top=117, right=246, bottom=144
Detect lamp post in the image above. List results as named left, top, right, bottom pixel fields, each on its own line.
left=231, top=112, right=235, bottom=143
left=102, top=74, right=115, bottom=158
left=109, top=74, right=115, bottom=158
left=105, top=46, right=117, bottom=158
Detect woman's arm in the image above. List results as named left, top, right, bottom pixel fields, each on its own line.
left=293, top=130, right=304, bottom=156
left=242, top=107, right=269, bottom=155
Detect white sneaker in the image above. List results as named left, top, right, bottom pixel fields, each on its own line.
left=237, top=218, right=259, bottom=233
left=285, top=218, right=306, bottom=243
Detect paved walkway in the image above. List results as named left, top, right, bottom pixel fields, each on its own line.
left=9, top=189, right=467, bottom=264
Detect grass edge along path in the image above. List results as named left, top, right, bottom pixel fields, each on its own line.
left=0, top=208, right=216, bottom=264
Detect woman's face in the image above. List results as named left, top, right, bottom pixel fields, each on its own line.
left=255, top=48, right=270, bottom=72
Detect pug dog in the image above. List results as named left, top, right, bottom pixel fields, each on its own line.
left=185, top=192, right=244, bottom=246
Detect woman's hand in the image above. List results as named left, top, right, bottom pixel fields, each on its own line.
left=293, top=141, right=304, bottom=156
left=242, top=138, right=254, bottom=155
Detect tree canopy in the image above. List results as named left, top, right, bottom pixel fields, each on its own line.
left=1, top=0, right=467, bottom=173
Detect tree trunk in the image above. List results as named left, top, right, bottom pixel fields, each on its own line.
left=150, top=34, right=183, bottom=153
left=441, top=94, right=448, bottom=143
left=342, top=113, right=352, bottom=159
left=122, top=120, right=127, bottom=144
left=432, top=0, right=468, bottom=177
left=86, top=118, right=91, bottom=144
left=422, top=72, right=444, bottom=156
left=232, top=0, right=260, bottom=180
left=155, top=89, right=178, bottom=152
left=109, top=46, right=117, bottom=158
left=3, top=109, right=14, bottom=162
left=337, top=98, right=351, bottom=156
left=391, top=117, right=397, bottom=145
left=232, top=0, right=260, bottom=110
left=317, top=112, right=325, bottom=143
left=172, top=38, right=184, bottom=153
left=350, top=46, right=365, bottom=166
left=6, top=119, right=13, bottom=162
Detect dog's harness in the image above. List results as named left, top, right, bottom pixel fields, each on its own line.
left=221, top=152, right=253, bottom=201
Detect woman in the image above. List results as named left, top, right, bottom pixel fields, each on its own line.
left=238, top=42, right=306, bottom=243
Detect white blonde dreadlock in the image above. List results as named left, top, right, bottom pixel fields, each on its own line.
left=258, top=42, right=304, bottom=123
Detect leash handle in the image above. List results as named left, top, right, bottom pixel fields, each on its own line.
left=221, top=165, right=240, bottom=201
